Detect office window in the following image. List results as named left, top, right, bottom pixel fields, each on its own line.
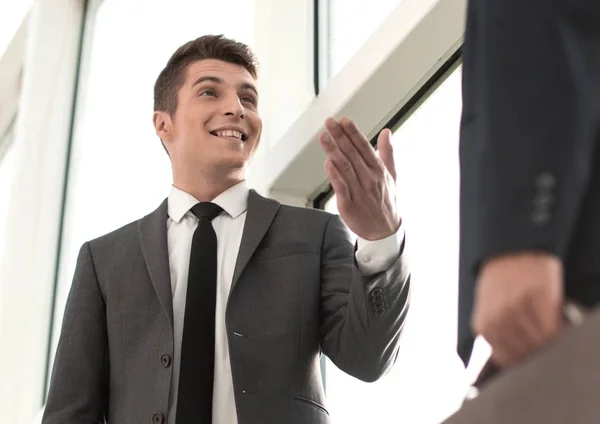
left=323, top=66, right=467, bottom=424
left=0, top=0, right=32, bottom=55
left=48, top=0, right=256, bottom=376
left=321, top=0, right=402, bottom=83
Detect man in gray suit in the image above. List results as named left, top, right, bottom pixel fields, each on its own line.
left=42, top=35, right=410, bottom=424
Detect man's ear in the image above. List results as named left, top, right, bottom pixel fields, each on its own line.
left=153, top=111, right=173, bottom=144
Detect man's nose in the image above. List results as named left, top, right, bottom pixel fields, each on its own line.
left=222, top=94, right=245, bottom=118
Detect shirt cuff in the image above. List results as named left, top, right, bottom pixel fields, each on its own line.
left=355, top=223, right=405, bottom=276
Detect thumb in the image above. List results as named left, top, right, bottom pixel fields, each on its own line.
left=378, top=128, right=396, bottom=180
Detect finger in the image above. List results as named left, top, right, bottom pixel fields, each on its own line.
left=510, top=314, right=545, bottom=360
left=506, top=290, right=564, bottom=359
left=319, top=130, right=360, bottom=190
left=324, top=159, right=351, bottom=203
left=523, top=300, right=558, bottom=345
left=338, top=118, right=380, bottom=168
left=377, top=128, right=396, bottom=181
left=489, top=342, right=518, bottom=367
left=529, top=303, right=563, bottom=349
left=486, top=307, right=548, bottom=366
left=487, top=328, right=531, bottom=367
left=325, top=118, right=371, bottom=181
left=473, top=310, right=535, bottom=367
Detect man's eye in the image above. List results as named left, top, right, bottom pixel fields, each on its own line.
left=200, top=89, right=215, bottom=97
left=241, top=96, right=256, bottom=105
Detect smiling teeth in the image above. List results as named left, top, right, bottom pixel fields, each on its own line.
left=215, top=130, right=243, bottom=140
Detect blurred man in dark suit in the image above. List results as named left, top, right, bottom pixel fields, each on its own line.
left=458, top=0, right=600, bottom=369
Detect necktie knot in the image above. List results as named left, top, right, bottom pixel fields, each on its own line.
left=191, top=202, right=223, bottom=221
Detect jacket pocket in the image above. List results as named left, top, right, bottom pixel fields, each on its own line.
left=293, top=396, right=329, bottom=416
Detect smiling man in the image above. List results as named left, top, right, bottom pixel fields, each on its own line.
left=42, top=35, right=410, bottom=424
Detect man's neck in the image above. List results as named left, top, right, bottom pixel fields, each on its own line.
left=172, top=176, right=244, bottom=203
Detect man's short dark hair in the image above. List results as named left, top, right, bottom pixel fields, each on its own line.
left=154, top=34, right=259, bottom=117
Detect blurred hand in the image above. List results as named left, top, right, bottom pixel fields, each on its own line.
left=318, top=117, right=401, bottom=240
left=472, top=251, right=564, bottom=367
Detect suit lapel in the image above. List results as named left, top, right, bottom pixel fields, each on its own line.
left=231, top=189, right=280, bottom=291
left=137, top=199, right=174, bottom=329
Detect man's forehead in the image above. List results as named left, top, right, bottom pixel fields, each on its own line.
left=186, top=59, right=257, bottom=85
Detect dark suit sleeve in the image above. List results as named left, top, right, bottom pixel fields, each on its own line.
left=319, top=215, right=410, bottom=382
left=42, top=242, right=109, bottom=423
left=460, top=0, right=600, bottom=271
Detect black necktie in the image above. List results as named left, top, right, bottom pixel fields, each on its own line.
left=176, top=202, right=223, bottom=423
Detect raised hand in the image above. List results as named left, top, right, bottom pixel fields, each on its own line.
left=319, top=117, right=401, bottom=240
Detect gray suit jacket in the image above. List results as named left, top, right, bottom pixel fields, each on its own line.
left=444, top=304, right=600, bottom=424
left=42, top=189, right=410, bottom=424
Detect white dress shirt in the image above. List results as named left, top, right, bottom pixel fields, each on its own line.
left=166, top=181, right=403, bottom=424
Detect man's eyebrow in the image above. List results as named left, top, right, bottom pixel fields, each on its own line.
left=191, top=75, right=224, bottom=88
left=240, top=82, right=258, bottom=97
left=192, top=75, right=258, bottom=97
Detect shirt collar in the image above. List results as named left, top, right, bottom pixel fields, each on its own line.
left=168, top=180, right=249, bottom=223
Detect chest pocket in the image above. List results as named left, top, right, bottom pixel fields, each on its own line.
left=236, top=242, right=319, bottom=338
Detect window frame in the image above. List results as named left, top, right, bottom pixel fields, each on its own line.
left=253, top=0, right=466, bottom=206
left=0, top=0, right=90, bottom=421
left=313, top=50, right=463, bottom=209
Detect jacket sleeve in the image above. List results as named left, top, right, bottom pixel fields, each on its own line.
left=460, top=0, right=599, bottom=271
left=319, top=214, right=410, bottom=382
left=42, top=242, right=109, bottom=423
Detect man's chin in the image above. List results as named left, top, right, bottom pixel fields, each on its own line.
left=210, top=157, right=251, bottom=177
left=222, top=154, right=251, bottom=168
left=184, top=152, right=253, bottom=178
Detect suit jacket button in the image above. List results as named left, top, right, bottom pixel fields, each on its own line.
left=152, top=413, right=165, bottom=424
left=160, top=354, right=172, bottom=368
left=372, top=294, right=384, bottom=304
left=536, top=172, right=556, bottom=189
left=370, top=288, right=383, bottom=298
left=531, top=210, right=551, bottom=227
left=533, top=193, right=554, bottom=209
left=375, top=308, right=386, bottom=317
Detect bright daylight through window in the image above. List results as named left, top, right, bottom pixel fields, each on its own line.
left=323, top=0, right=403, bottom=82
left=324, top=66, right=466, bottom=424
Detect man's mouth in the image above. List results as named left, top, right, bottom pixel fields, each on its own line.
left=210, top=129, right=247, bottom=141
